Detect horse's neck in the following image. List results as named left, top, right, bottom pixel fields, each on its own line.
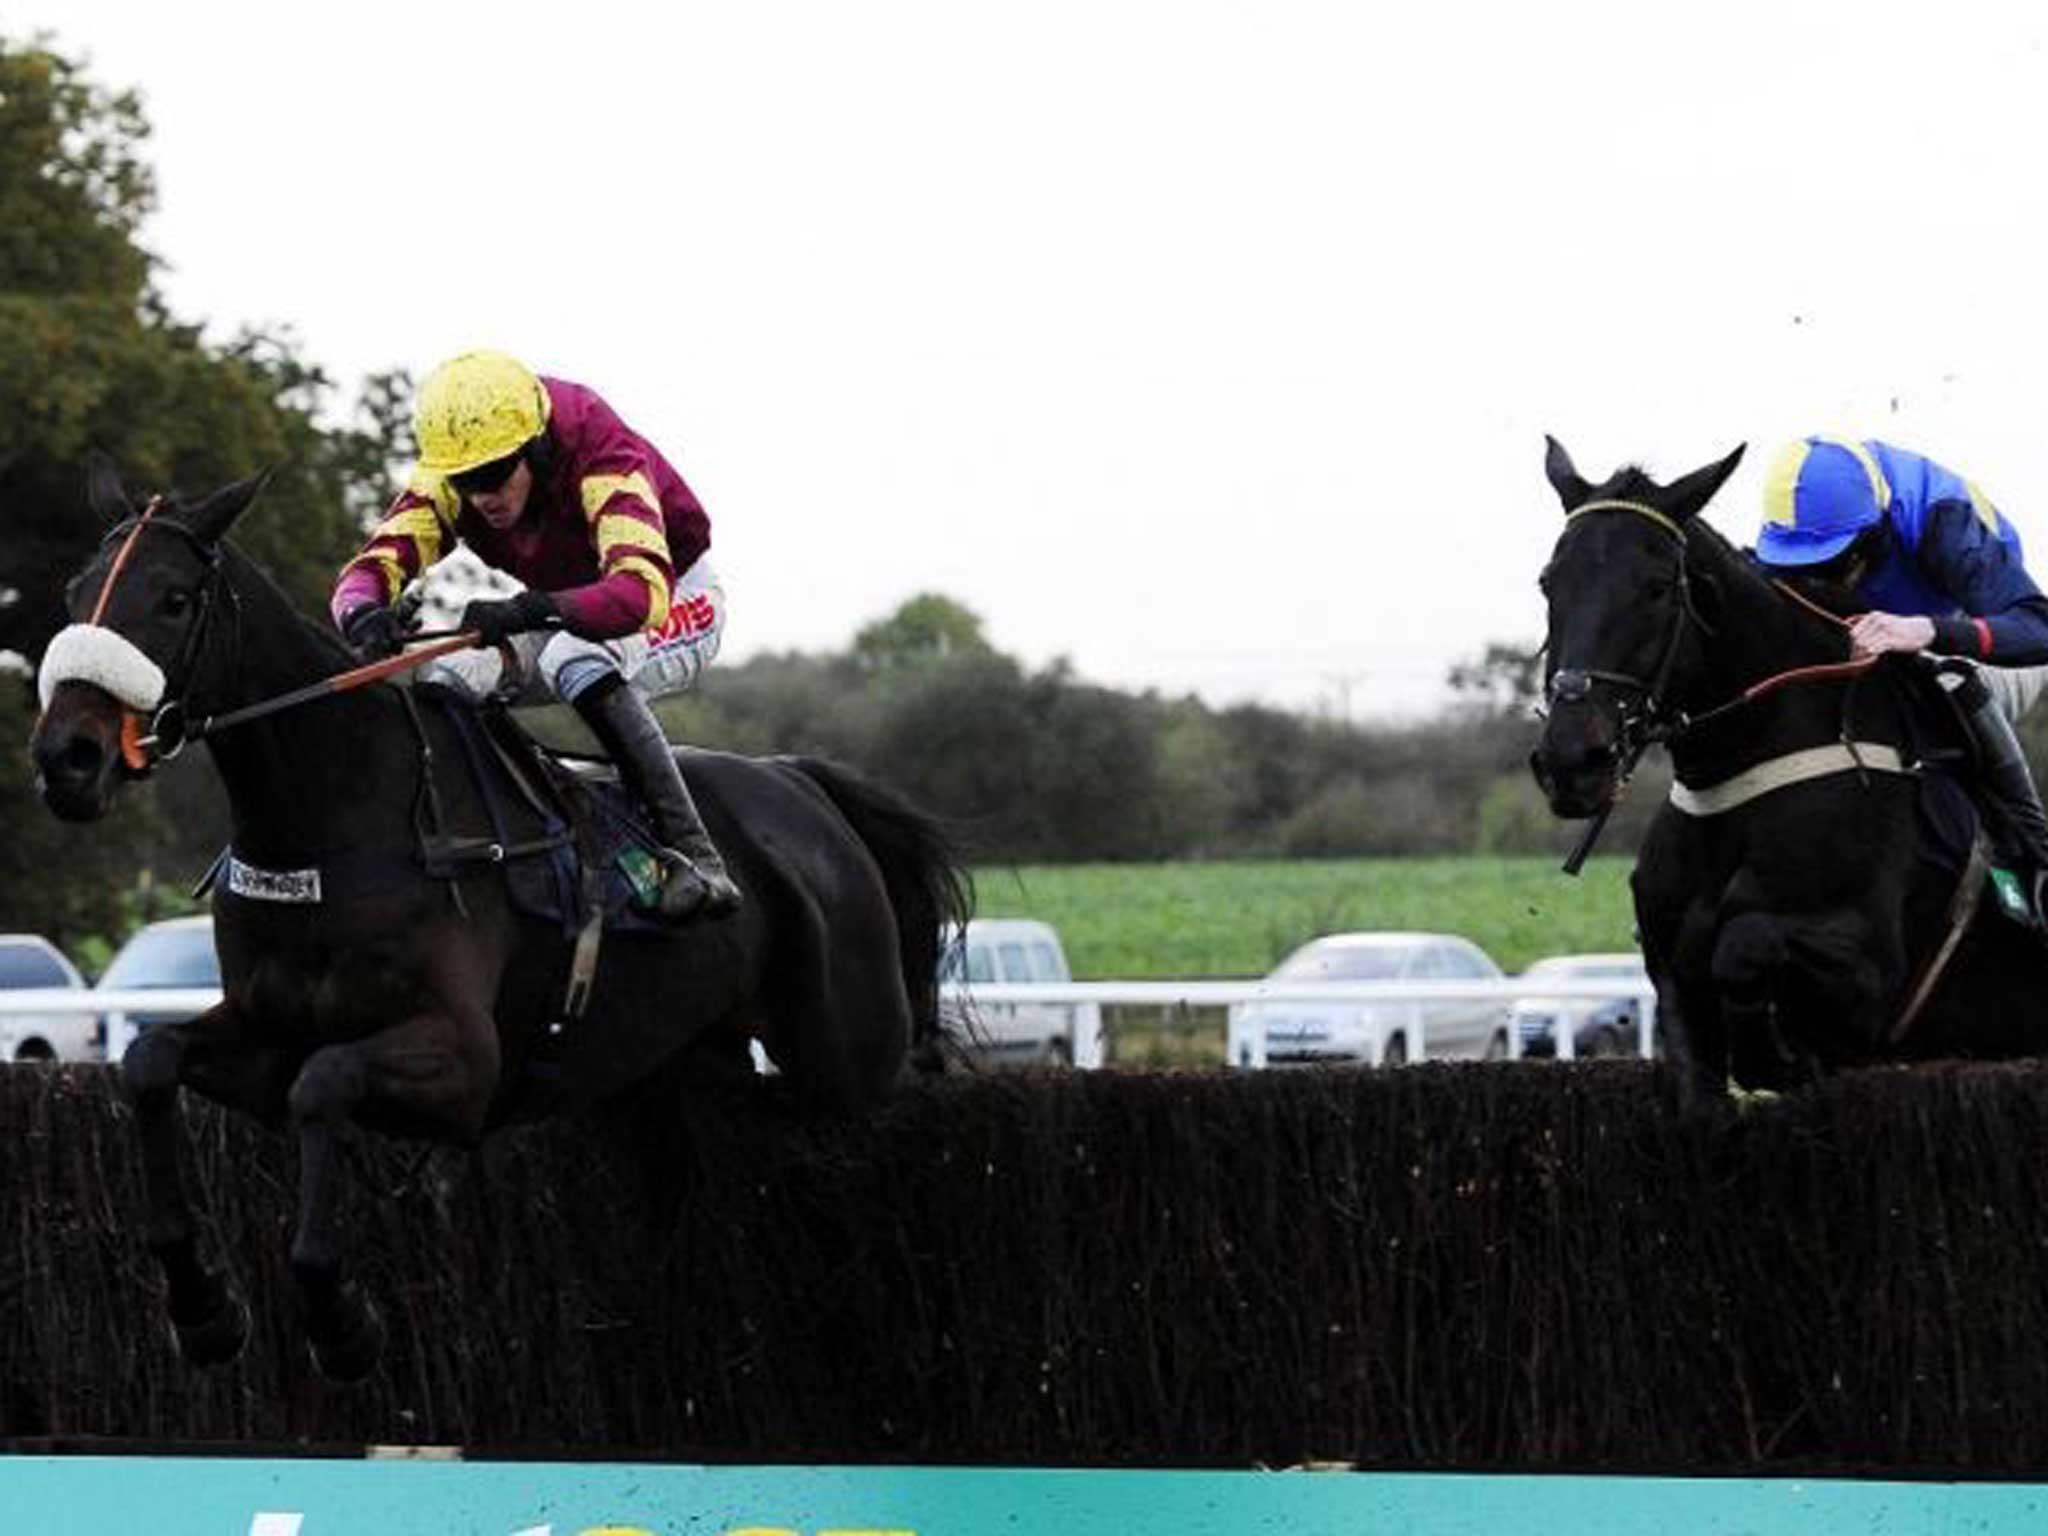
left=1681, top=538, right=1844, bottom=706
left=1666, top=536, right=1864, bottom=778
left=200, top=562, right=410, bottom=862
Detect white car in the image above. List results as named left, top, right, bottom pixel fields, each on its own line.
left=939, top=918, right=1103, bottom=1068
left=98, top=915, right=222, bottom=1065
left=0, top=934, right=93, bottom=1062
left=1509, top=952, right=1651, bottom=1059
left=1228, top=932, right=1509, bottom=1069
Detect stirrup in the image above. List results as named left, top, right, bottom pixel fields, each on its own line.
left=653, top=847, right=742, bottom=921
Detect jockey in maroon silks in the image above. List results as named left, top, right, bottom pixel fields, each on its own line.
left=330, top=350, right=741, bottom=921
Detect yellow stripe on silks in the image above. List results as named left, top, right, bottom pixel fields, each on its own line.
left=1760, top=440, right=1809, bottom=528
left=403, top=471, right=462, bottom=526
left=1813, top=435, right=1891, bottom=513
left=379, top=503, right=450, bottom=558
left=580, top=471, right=661, bottom=524
left=609, top=554, right=672, bottom=629
left=1966, top=479, right=2003, bottom=534
left=364, top=550, right=407, bottom=604
left=594, top=510, right=673, bottom=561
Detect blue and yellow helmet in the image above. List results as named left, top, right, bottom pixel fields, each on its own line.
left=1756, top=436, right=1893, bottom=567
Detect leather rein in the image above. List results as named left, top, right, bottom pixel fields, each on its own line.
left=84, top=503, right=476, bottom=771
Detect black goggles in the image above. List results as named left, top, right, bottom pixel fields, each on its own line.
left=449, top=449, right=525, bottom=495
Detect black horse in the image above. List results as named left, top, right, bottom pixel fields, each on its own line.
left=30, top=465, right=970, bottom=1379
left=1529, top=438, right=2048, bottom=1101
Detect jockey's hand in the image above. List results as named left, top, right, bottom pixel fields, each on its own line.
left=461, top=590, right=562, bottom=648
left=342, top=604, right=406, bottom=662
left=1847, top=611, right=1937, bottom=659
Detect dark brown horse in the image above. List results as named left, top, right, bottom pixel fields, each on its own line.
left=31, top=464, right=970, bottom=1379
left=1529, top=438, right=2048, bottom=1102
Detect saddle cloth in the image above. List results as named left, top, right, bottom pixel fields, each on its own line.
left=419, top=686, right=673, bottom=938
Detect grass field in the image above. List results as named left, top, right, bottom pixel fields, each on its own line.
left=970, top=855, right=1637, bottom=979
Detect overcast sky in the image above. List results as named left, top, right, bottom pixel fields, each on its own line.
left=25, top=1, right=2048, bottom=718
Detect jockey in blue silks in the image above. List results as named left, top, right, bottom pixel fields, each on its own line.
left=1754, top=435, right=2048, bottom=914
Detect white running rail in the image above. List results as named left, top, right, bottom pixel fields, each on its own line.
left=0, top=981, right=1660, bottom=1065
left=940, top=977, right=1658, bottom=1063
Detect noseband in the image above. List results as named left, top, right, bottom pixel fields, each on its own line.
left=69, top=501, right=234, bottom=769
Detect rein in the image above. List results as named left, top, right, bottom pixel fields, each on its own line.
left=1672, top=581, right=1876, bottom=733
left=143, top=628, right=485, bottom=762
left=76, top=508, right=481, bottom=768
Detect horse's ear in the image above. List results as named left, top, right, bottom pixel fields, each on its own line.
left=85, top=451, right=135, bottom=523
left=1544, top=435, right=1592, bottom=512
left=185, top=467, right=277, bottom=545
left=1662, top=443, right=1746, bottom=522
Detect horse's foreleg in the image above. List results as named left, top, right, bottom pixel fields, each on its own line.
left=1655, top=977, right=1728, bottom=1110
left=287, top=1006, right=498, bottom=1381
left=1712, top=911, right=1822, bottom=1086
left=121, top=1002, right=281, bottom=1367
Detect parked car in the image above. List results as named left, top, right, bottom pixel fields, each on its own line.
left=98, top=915, right=222, bottom=1065
left=938, top=918, right=1103, bottom=1068
left=1227, top=932, right=1509, bottom=1069
left=1509, top=952, right=1652, bottom=1059
left=0, top=934, right=94, bottom=1062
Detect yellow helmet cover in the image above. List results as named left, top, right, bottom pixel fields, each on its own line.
left=413, top=350, right=551, bottom=475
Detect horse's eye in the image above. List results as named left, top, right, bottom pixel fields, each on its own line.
left=162, top=588, right=193, bottom=617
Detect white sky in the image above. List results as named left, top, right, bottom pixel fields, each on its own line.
left=24, top=1, right=2048, bottom=718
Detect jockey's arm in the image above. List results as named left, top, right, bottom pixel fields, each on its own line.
left=329, top=480, right=455, bottom=631
left=542, top=471, right=682, bottom=641
left=1909, top=499, right=2048, bottom=665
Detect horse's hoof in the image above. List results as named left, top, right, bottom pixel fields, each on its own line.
left=307, top=1290, right=386, bottom=1383
left=172, top=1292, right=250, bottom=1368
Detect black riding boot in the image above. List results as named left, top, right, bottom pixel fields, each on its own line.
left=1963, top=688, right=2048, bottom=919
left=572, top=676, right=742, bottom=922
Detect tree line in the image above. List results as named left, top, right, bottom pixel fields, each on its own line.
left=0, top=38, right=409, bottom=959
left=652, top=596, right=1623, bottom=867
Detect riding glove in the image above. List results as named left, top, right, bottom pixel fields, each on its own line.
left=342, top=604, right=406, bottom=662
left=461, top=590, right=563, bottom=648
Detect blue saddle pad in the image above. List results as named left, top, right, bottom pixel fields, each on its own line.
left=424, top=690, right=671, bottom=938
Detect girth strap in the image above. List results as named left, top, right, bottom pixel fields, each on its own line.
left=1888, top=830, right=1993, bottom=1044
left=1669, top=742, right=1912, bottom=817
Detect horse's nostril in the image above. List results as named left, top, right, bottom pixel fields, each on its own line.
left=59, top=737, right=106, bottom=778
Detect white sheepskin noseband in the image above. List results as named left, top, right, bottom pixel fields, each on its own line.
left=38, top=623, right=167, bottom=713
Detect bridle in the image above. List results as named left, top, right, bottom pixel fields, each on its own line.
left=72, top=499, right=479, bottom=773
left=88, top=499, right=237, bottom=768
left=1539, top=496, right=1875, bottom=873
left=1542, top=498, right=1701, bottom=758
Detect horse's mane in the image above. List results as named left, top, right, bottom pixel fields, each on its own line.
left=1678, top=497, right=1852, bottom=658
left=1606, top=465, right=1663, bottom=500
left=215, top=538, right=357, bottom=670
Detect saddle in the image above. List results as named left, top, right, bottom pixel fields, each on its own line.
left=1899, top=661, right=2036, bottom=931
left=412, top=684, right=676, bottom=941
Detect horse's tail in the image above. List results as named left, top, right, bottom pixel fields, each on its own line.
left=791, top=757, right=974, bottom=1063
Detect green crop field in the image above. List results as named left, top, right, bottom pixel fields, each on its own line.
left=970, top=855, right=1637, bottom=979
